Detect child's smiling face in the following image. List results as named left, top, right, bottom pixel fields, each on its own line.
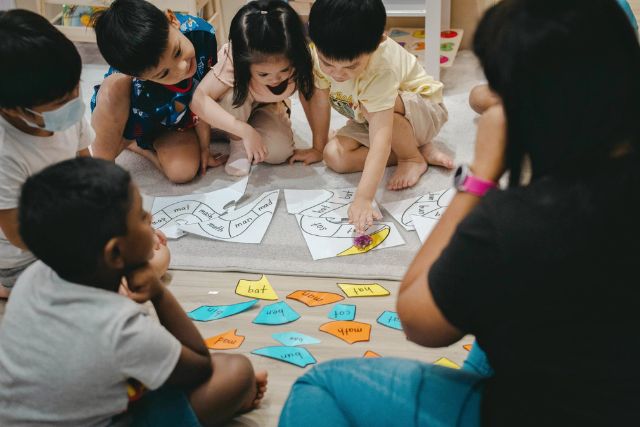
left=250, top=55, right=293, bottom=90
left=316, top=51, right=372, bottom=83
left=138, top=13, right=196, bottom=85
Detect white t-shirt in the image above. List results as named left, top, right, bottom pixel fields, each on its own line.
left=0, top=116, right=93, bottom=269
left=0, top=261, right=182, bottom=427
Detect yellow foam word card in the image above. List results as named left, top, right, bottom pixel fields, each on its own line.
left=434, top=357, right=461, bottom=369
left=337, top=283, right=390, bottom=297
left=235, top=275, right=278, bottom=300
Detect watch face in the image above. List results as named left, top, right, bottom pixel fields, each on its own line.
left=453, top=164, right=467, bottom=189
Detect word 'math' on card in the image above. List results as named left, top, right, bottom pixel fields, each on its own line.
left=253, top=301, right=300, bottom=325
left=204, top=329, right=245, bottom=350
left=328, top=303, right=356, bottom=321
left=187, top=299, right=258, bottom=322
left=377, top=311, right=403, bottom=331
left=235, top=275, right=279, bottom=300
left=337, top=283, right=390, bottom=297
left=319, top=321, right=371, bottom=344
left=363, top=350, right=382, bottom=358
left=251, top=346, right=317, bottom=368
left=434, top=357, right=461, bottom=369
left=287, top=290, right=344, bottom=307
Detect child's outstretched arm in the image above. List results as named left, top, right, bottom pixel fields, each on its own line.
left=191, top=72, right=268, bottom=164
left=289, top=88, right=331, bottom=165
left=349, top=108, right=393, bottom=232
left=126, top=264, right=212, bottom=388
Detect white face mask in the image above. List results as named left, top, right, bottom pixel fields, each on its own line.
left=23, top=97, right=85, bottom=132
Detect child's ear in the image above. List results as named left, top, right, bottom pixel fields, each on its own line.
left=166, top=10, right=180, bottom=29
left=103, top=237, right=126, bottom=270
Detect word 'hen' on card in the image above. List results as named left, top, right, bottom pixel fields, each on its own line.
left=272, top=332, right=321, bottom=347
left=253, top=301, right=300, bottom=325
left=328, top=303, right=356, bottom=321
left=204, top=329, right=245, bottom=350
left=434, top=357, right=461, bottom=369
left=251, top=346, right=317, bottom=368
left=319, top=321, right=372, bottom=344
left=363, top=350, right=382, bottom=358
left=235, top=275, right=279, bottom=301
left=187, top=299, right=258, bottom=322
left=337, top=283, right=391, bottom=298
left=287, top=290, right=344, bottom=307
left=377, top=311, right=403, bottom=331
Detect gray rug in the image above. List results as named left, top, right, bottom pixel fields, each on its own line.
left=82, top=52, right=486, bottom=280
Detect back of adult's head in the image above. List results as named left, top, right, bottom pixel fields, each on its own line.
left=19, top=158, right=132, bottom=281
left=0, top=9, right=81, bottom=109
left=93, top=0, right=170, bottom=76
left=474, top=0, right=640, bottom=185
left=309, top=0, right=386, bottom=61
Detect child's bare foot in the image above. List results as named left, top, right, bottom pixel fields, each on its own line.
left=239, top=371, right=268, bottom=413
left=0, top=284, right=10, bottom=299
left=388, top=158, right=427, bottom=190
left=420, top=142, right=454, bottom=169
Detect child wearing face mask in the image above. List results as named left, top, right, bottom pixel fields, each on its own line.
left=191, top=0, right=314, bottom=176
left=0, top=10, right=94, bottom=297
left=0, top=9, right=169, bottom=298
left=91, top=0, right=225, bottom=184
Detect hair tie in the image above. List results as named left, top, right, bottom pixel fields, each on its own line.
left=260, top=10, right=267, bottom=14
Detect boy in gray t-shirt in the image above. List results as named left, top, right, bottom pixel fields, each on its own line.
left=0, top=158, right=267, bottom=426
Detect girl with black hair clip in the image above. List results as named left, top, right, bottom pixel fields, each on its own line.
left=192, top=0, right=314, bottom=176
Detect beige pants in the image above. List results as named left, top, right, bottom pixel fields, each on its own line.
left=216, top=89, right=294, bottom=164
left=336, top=92, right=448, bottom=147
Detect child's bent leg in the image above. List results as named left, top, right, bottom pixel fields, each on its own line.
left=387, top=109, right=429, bottom=191
left=91, top=73, right=134, bottom=160
left=250, top=102, right=294, bottom=165
left=153, top=129, right=201, bottom=184
left=188, top=354, right=267, bottom=427
left=323, top=134, right=372, bottom=173
left=469, top=84, right=500, bottom=114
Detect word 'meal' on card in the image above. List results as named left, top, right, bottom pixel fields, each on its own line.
left=337, top=283, right=390, bottom=297
left=287, top=290, right=344, bottom=307
left=251, top=346, right=317, bottom=368
left=363, top=350, right=382, bottom=358
left=272, top=332, right=321, bottom=347
left=319, top=321, right=371, bottom=344
left=253, top=301, right=300, bottom=325
left=235, top=275, right=279, bottom=300
left=187, top=299, right=258, bottom=322
left=328, top=303, right=356, bottom=321
left=204, top=329, right=245, bottom=350
left=377, top=311, right=403, bottom=331
left=434, top=357, right=461, bottom=369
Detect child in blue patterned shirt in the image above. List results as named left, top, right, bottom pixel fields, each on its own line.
left=90, top=0, right=226, bottom=183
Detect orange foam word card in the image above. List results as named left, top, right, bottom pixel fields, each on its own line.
left=235, top=275, right=279, bottom=300
left=363, top=350, right=382, bottom=358
left=319, top=320, right=371, bottom=344
left=204, top=329, right=245, bottom=350
left=463, top=344, right=473, bottom=352
left=287, top=290, right=344, bottom=307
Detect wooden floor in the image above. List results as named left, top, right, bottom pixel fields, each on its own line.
left=0, top=269, right=472, bottom=427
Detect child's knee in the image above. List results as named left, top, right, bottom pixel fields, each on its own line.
left=96, top=74, right=132, bottom=110
left=213, top=354, right=254, bottom=393
left=469, top=84, right=499, bottom=114
left=323, top=138, right=350, bottom=173
left=162, top=159, right=199, bottom=184
left=264, top=139, right=294, bottom=164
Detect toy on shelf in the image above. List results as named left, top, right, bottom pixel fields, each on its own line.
left=388, top=27, right=464, bottom=68
left=62, top=5, right=105, bottom=27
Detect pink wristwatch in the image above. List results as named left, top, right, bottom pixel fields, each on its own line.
left=453, top=164, right=497, bottom=197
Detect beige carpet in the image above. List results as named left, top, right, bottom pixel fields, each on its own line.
left=80, top=51, right=486, bottom=281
